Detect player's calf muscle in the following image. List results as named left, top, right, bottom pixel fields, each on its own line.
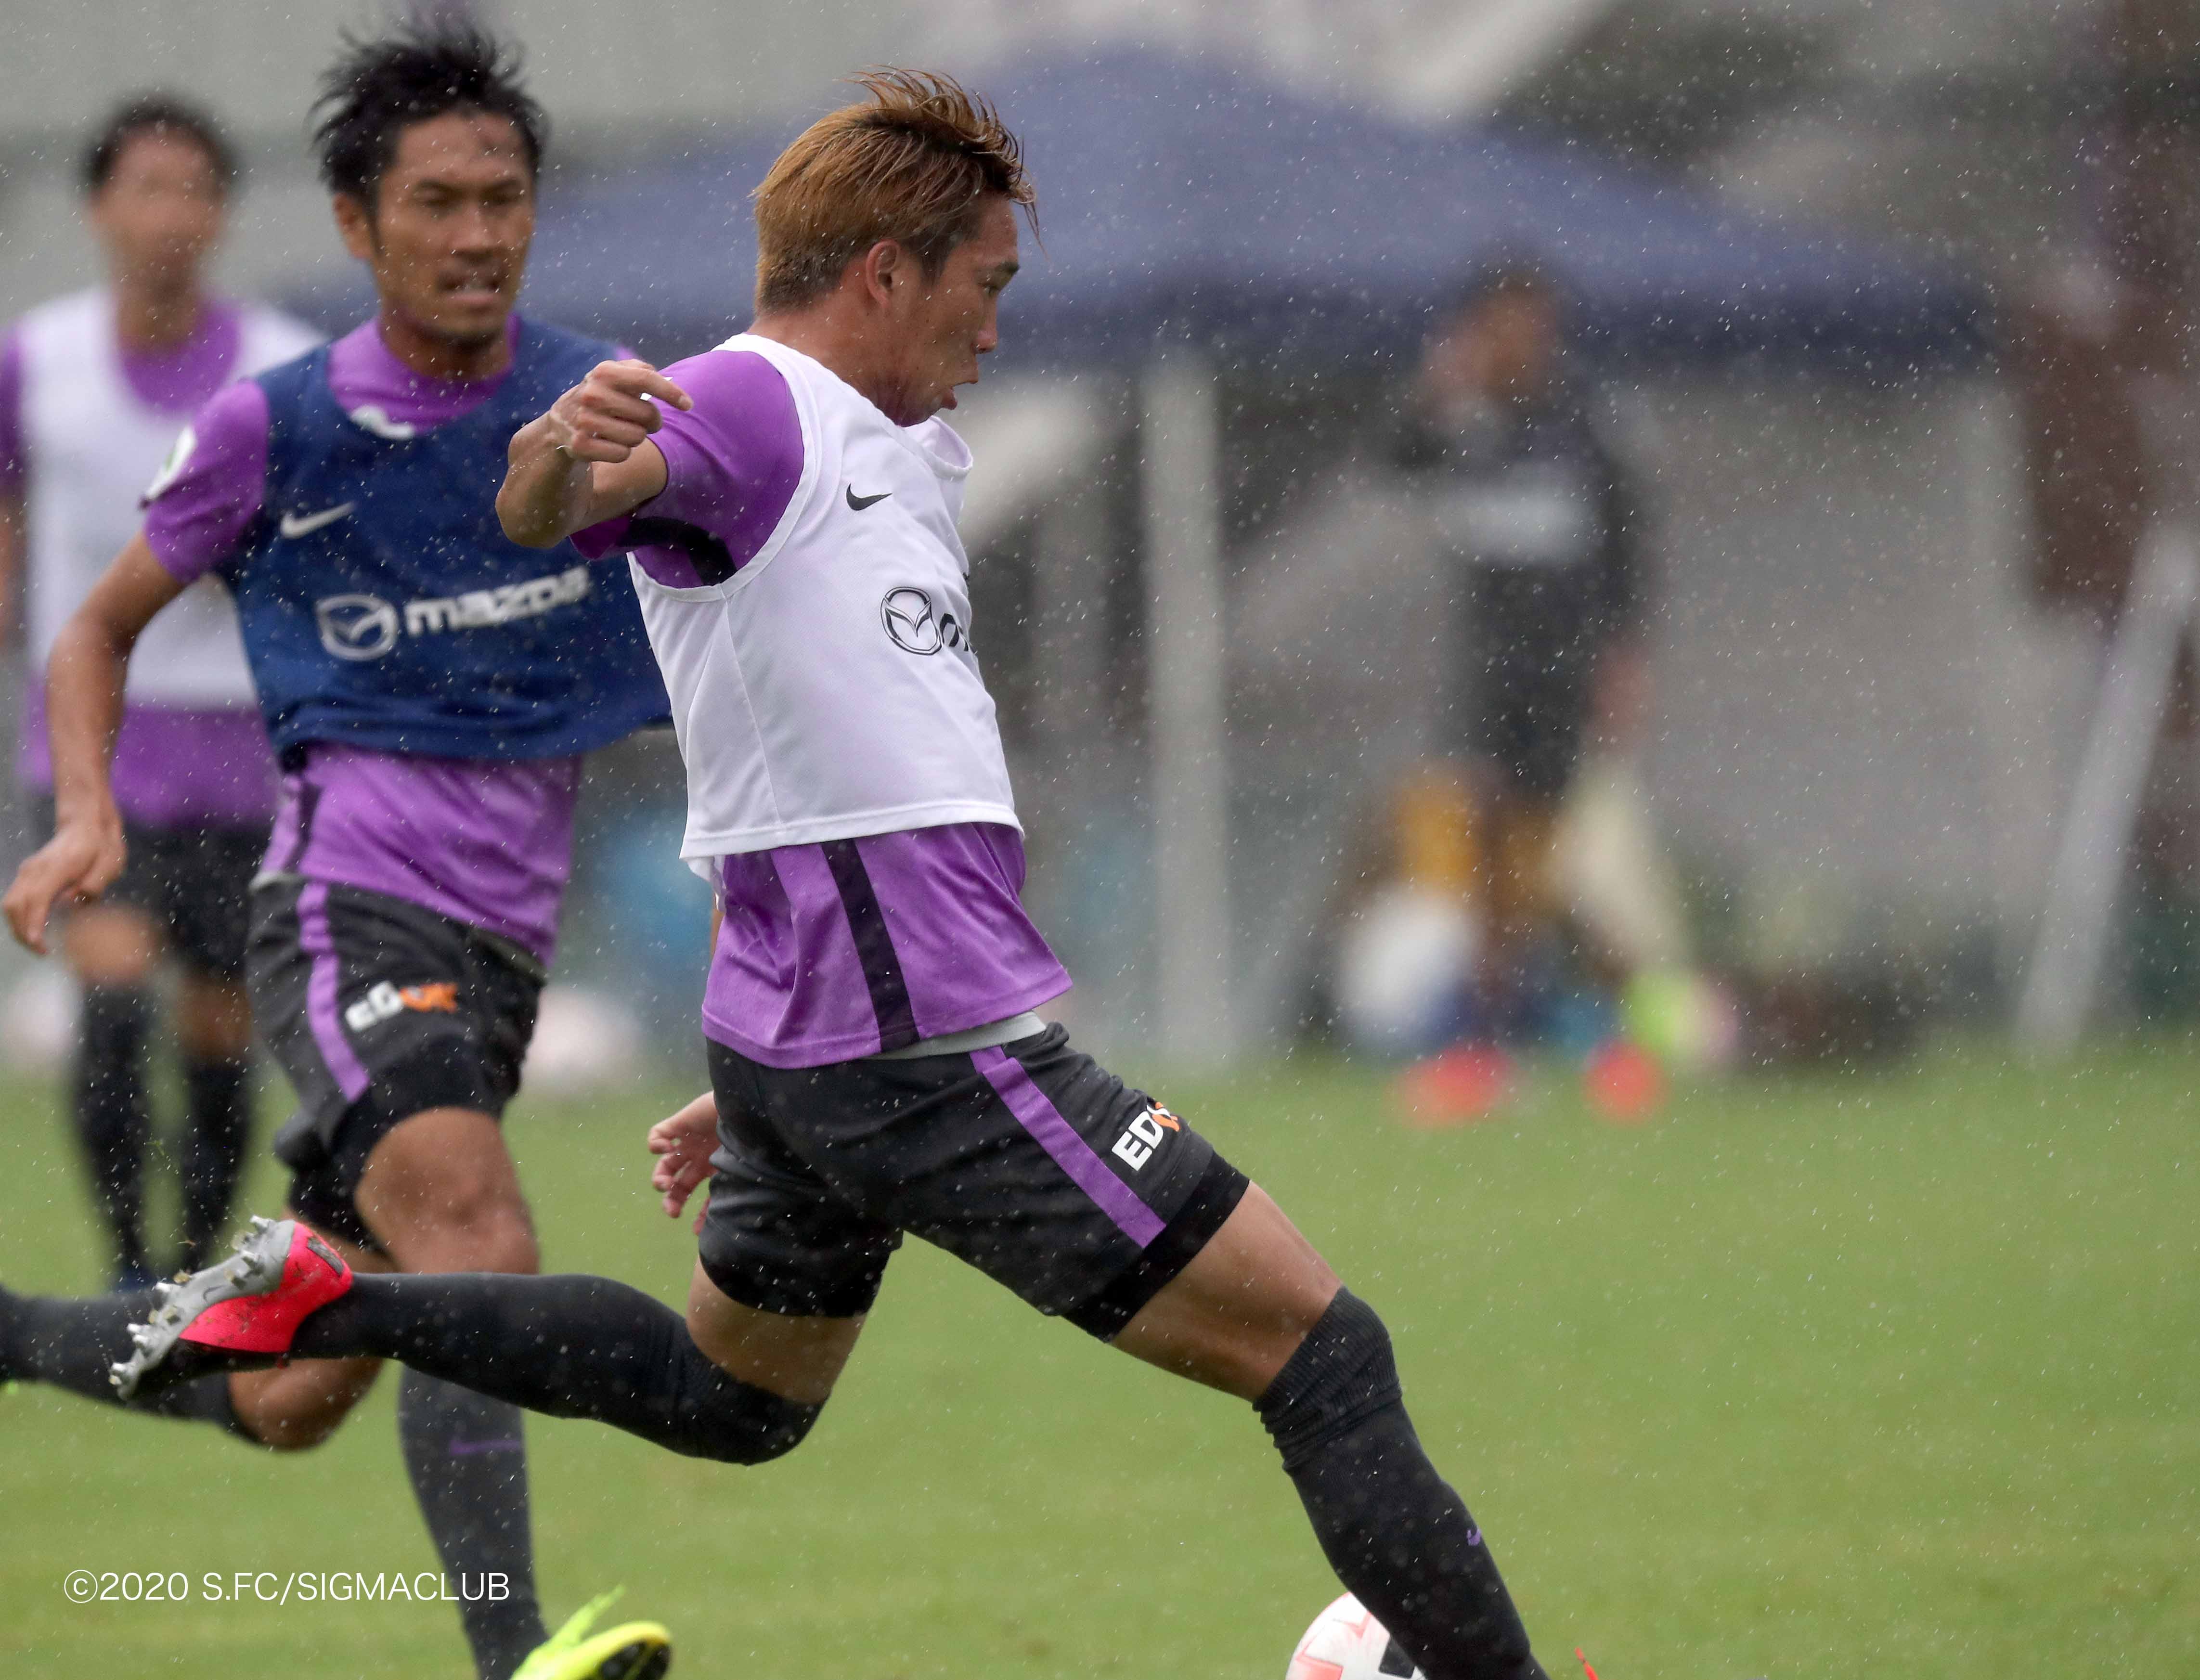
left=230, top=1357, right=384, bottom=1451
left=228, top=1222, right=393, bottom=1450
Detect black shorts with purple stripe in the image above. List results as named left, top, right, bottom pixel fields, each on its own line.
left=699, top=1022, right=1248, bottom=1339
left=246, top=876, right=544, bottom=1253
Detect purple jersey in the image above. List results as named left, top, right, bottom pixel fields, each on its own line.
left=2, top=299, right=296, bottom=828
left=263, top=745, right=579, bottom=958
left=579, top=346, right=1069, bottom=1066
left=567, top=346, right=804, bottom=587
left=18, top=687, right=273, bottom=830
left=141, top=316, right=588, bottom=959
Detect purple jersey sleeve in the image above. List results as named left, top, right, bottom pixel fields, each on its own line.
left=571, top=350, right=803, bottom=578
left=140, top=377, right=271, bottom=583
left=0, top=325, right=25, bottom=500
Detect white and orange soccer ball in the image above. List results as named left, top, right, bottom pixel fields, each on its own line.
left=1286, top=1592, right=1424, bottom=1680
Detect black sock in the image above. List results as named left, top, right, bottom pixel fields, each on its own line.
left=398, top=1371, right=548, bottom=1680
left=0, top=1283, right=252, bottom=1435
left=178, top=1056, right=253, bottom=1271
left=1257, top=1292, right=1544, bottom=1680
left=73, top=987, right=155, bottom=1278
left=295, top=1272, right=821, bottom=1463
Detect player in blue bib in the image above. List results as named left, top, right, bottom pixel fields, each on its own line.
left=232, top=329, right=663, bottom=762
left=0, top=23, right=670, bottom=1680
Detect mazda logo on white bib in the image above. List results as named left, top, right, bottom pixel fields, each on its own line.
left=316, top=593, right=401, bottom=661
left=881, top=585, right=967, bottom=656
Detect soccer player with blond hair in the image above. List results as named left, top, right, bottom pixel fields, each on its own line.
left=108, top=69, right=1551, bottom=1680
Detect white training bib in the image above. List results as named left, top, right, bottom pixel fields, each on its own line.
left=627, top=333, right=1022, bottom=860
left=15, top=289, right=319, bottom=705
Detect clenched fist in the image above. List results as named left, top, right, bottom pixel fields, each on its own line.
left=543, top=359, right=692, bottom=464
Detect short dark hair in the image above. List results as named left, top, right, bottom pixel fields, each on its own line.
left=310, top=18, right=546, bottom=209
left=82, top=95, right=238, bottom=196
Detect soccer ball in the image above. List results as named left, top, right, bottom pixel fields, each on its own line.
left=1286, top=1592, right=1424, bottom=1680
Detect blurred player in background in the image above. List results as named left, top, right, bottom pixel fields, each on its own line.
left=1390, top=262, right=1648, bottom=1047
left=108, top=71, right=1554, bottom=1680
left=0, top=98, right=319, bottom=1288
left=0, top=26, right=669, bottom=1680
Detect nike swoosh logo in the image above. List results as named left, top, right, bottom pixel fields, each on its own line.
left=846, top=486, right=891, bottom=512
left=279, top=503, right=357, bottom=539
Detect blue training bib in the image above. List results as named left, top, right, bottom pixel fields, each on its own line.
left=224, top=319, right=669, bottom=764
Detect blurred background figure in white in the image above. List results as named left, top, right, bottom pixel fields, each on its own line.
left=0, top=96, right=316, bottom=1285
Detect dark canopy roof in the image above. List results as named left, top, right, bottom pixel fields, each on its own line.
left=292, top=48, right=1990, bottom=375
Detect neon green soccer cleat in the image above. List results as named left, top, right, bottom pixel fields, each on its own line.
left=513, top=1589, right=671, bottom=1680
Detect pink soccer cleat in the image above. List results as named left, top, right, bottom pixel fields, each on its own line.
left=109, top=1217, right=352, bottom=1399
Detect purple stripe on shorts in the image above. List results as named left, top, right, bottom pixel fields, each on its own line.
left=448, top=1437, right=524, bottom=1457
left=297, top=880, right=371, bottom=1103
left=971, top=1045, right=1165, bottom=1248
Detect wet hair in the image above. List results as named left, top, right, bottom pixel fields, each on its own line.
left=82, top=95, right=238, bottom=196
left=310, top=17, right=546, bottom=210
left=752, top=68, right=1035, bottom=314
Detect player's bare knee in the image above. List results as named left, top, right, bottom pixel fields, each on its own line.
left=63, top=906, right=161, bottom=987
left=174, top=977, right=253, bottom=1060
left=449, top=1190, right=537, bottom=1272
left=383, top=1179, right=538, bottom=1275
left=359, top=1107, right=535, bottom=1271
left=646, top=1321, right=823, bottom=1465
left=431, top=1201, right=538, bottom=1275
left=684, top=1268, right=860, bottom=1409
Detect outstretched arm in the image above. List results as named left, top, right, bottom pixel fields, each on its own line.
left=498, top=358, right=693, bottom=548
left=3, top=535, right=186, bottom=952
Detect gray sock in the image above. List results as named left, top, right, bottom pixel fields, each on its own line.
left=397, top=1369, right=548, bottom=1680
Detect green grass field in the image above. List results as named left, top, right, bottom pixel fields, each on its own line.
left=2, top=1038, right=2197, bottom=1678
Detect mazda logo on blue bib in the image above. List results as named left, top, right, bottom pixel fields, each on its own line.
left=881, top=585, right=968, bottom=656
left=316, top=593, right=401, bottom=661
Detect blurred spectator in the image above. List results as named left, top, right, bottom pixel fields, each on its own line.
left=1388, top=261, right=1649, bottom=1035
left=0, top=95, right=317, bottom=1283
